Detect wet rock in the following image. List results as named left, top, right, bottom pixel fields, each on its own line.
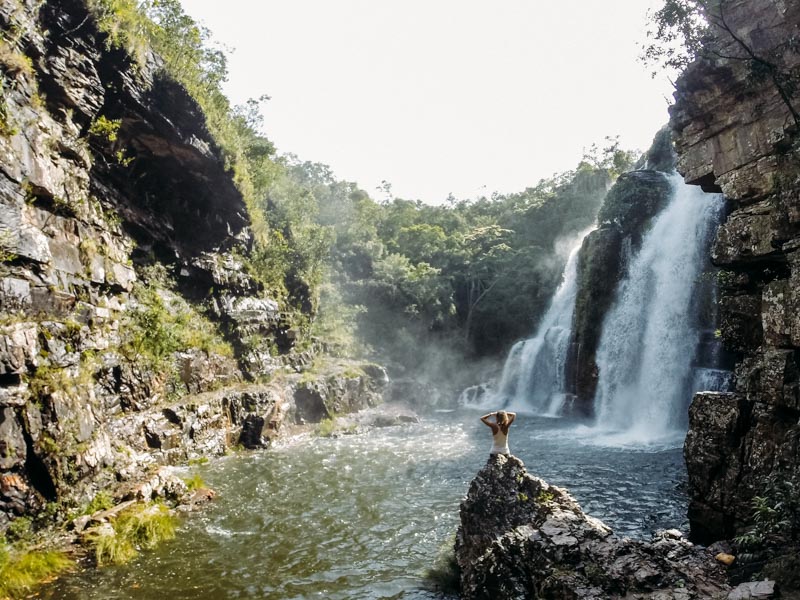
left=455, top=454, right=729, bottom=599
left=566, top=166, right=673, bottom=414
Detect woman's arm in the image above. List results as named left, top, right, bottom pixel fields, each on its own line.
left=507, top=412, right=516, bottom=426
left=480, top=412, right=499, bottom=433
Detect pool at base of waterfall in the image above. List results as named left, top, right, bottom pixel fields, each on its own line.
left=47, top=411, right=688, bottom=600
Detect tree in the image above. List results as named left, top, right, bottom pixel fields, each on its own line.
left=644, top=0, right=800, bottom=126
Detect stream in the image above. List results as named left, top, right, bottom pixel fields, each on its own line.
left=46, top=411, right=688, bottom=599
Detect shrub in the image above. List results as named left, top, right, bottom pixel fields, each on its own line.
left=87, top=115, right=121, bottom=143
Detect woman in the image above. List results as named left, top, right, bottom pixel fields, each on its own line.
left=480, top=410, right=516, bottom=456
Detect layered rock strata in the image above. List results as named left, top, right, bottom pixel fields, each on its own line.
left=670, top=0, right=800, bottom=542
left=455, top=454, right=731, bottom=599
left=0, top=0, right=388, bottom=529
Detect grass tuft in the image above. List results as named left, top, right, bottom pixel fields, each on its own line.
left=88, top=502, right=177, bottom=566
left=182, top=473, right=206, bottom=492
left=0, top=538, right=73, bottom=599
left=316, top=417, right=337, bottom=437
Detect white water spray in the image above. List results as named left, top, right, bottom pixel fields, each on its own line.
left=592, top=173, right=724, bottom=444
left=461, top=227, right=593, bottom=414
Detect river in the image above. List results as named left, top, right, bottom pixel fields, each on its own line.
left=46, top=410, right=688, bottom=599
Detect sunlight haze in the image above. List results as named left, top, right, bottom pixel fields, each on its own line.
left=180, top=0, right=674, bottom=203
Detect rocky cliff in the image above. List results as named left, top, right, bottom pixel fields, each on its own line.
left=455, top=454, right=730, bottom=599
left=0, top=0, right=386, bottom=531
left=670, top=0, right=800, bottom=543
left=564, top=131, right=674, bottom=414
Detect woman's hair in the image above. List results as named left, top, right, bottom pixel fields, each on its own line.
left=496, top=410, right=509, bottom=426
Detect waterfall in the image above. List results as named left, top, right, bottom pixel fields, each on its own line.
left=461, top=228, right=592, bottom=414
left=592, top=173, right=724, bottom=444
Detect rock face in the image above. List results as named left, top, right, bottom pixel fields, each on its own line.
left=670, top=0, right=800, bottom=542
left=455, top=454, right=731, bottom=599
left=0, top=0, right=388, bottom=530
left=564, top=146, right=673, bottom=414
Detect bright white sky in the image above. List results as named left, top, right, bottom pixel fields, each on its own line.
left=180, top=0, right=675, bottom=204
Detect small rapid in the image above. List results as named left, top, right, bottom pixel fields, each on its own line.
left=48, top=413, right=687, bottom=600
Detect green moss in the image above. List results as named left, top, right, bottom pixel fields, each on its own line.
left=0, top=538, right=74, bottom=599
left=121, top=283, right=233, bottom=372
left=0, top=231, right=17, bottom=263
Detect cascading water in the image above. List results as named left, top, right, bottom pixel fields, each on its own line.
left=592, top=172, right=725, bottom=445
left=461, top=228, right=592, bottom=414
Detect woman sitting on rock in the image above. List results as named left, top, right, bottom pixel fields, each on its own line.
left=480, top=410, right=516, bottom=456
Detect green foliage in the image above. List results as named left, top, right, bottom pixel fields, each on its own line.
left=0, top=538, right=73, bottom=599
left=644, top=0, right=799, bottom=124
left=734, top=469, right=800, bottom=586
left=536, top=489, right=556, bottom=504
left=0, top=230, right=17, bottom=263
left=84, top=490, right=115, bottom=515
left=316, top=417, right=338, bottom=438
left=182, top=473, right=206, bottom=491
left=89, top=502, right=177, bottom=566
left=83, top=0, right=326, bottom=321
left=121, top=283, right=233, bottom=370
left=5, top=517, right=32, bottom=543
left=87, top=115, right=121, bottom=143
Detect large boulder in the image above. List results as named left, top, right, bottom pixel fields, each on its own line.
left=455, top=454, right=730, bottom=599
left=565, top=168, right=672, bottom=414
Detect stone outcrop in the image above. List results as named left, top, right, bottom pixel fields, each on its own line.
left=455, top=454, right=731, bottom=599
left=670, top=0, right=800, bottom=542
left=0, top=0, right=388, bottom=531
left=565, top=149, right=673, bottom=414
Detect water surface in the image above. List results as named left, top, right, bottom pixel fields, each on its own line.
left=48, top=411, right=687, bottom=599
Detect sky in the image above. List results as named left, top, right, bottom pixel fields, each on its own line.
left=180, top=0, right=676, bottom=204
